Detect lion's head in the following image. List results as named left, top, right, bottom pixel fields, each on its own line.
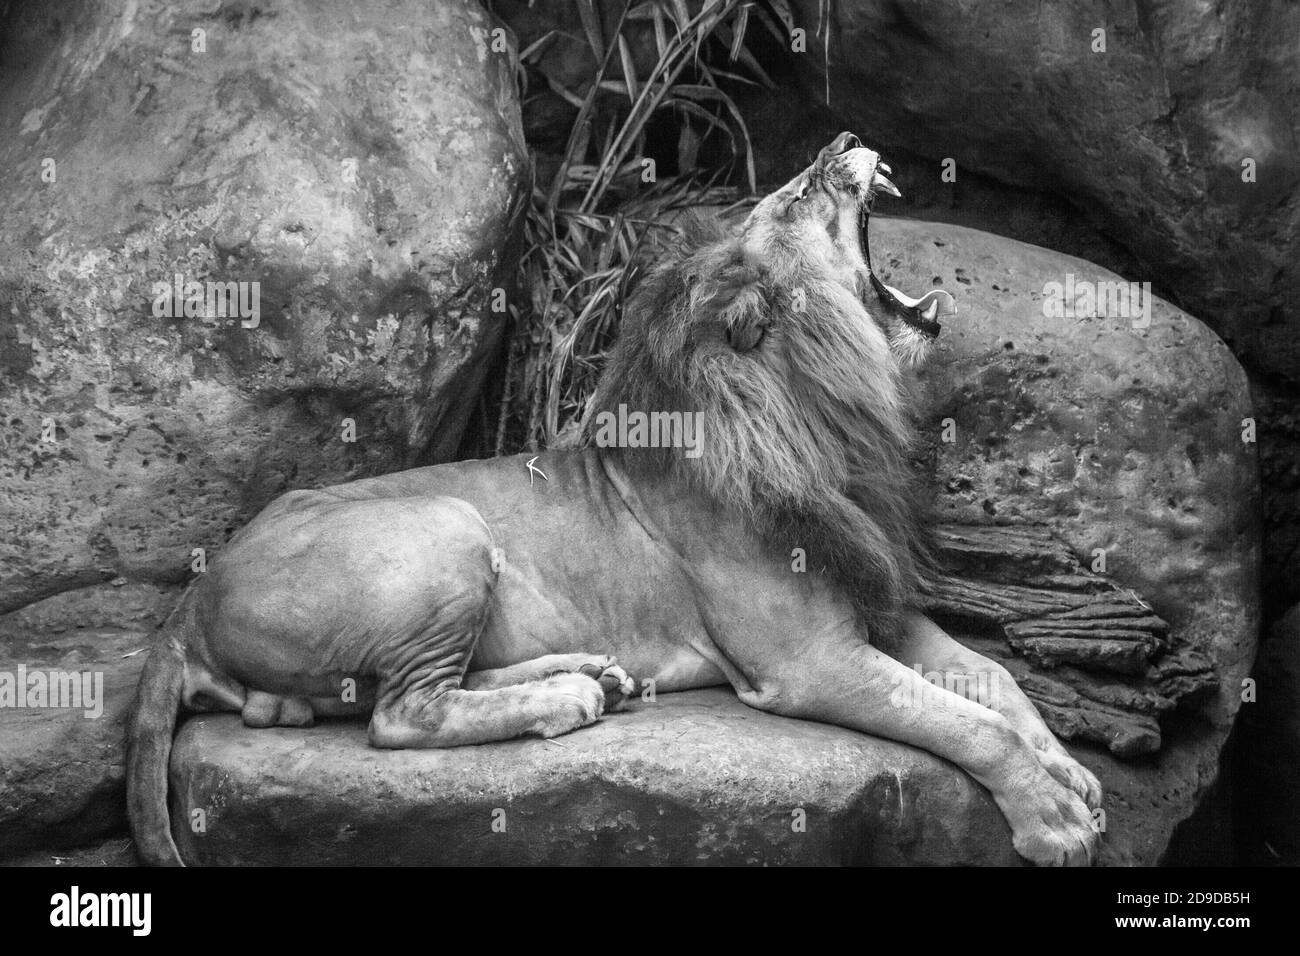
left=586, top=133, right=952, bottom=643
left=739, top=132, right=950, bottom=368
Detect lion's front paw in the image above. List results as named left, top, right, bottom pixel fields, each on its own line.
left=577, top=657, right=636, bottom=711
left=530, top=673, right=606, bottom=738
left=1036, top=746, right=1103, bottom=811
left=1000, top=775, right=1099, bottom=867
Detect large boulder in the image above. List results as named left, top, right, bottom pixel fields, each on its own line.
left=170, top=690, right=1021, bottom=866
left=900, top=215, right=1258, bottom=862
left=165, top=218, right=1258, bottom=865
left=0, top=584, right=162, bottom=857
left=790, top=0, right=1298, bottom=383
left=0, top=0, right=528, bottom=619
left=1235, top=604, right=1300, bottom=863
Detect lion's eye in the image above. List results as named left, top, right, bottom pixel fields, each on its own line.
left=786, top=184, right=810, bottom=215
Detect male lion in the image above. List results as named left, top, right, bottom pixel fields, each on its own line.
left=127, top=133, right=1102, bottom=866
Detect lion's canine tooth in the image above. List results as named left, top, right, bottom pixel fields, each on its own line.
left=872, top=171, right=902, bottom=198
left=878, top=162, right=892, bottom=175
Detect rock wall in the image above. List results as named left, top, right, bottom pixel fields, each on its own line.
left=0, top=0, right=528, bottom=622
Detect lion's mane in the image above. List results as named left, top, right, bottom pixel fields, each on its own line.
left=584, top=217, right=930, bottom=645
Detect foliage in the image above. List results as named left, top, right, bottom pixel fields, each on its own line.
left=487, top=0, right=791, bottom=453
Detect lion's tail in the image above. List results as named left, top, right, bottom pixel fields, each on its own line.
left=125, top=587, right=194, bottom=867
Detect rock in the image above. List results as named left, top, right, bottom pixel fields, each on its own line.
left=170, top=689, right=1023, bottom=866
left=790, top=0, right=1299, bottom=384
left=1, top=834, right=137, bottom=868
left=885, top=215, right=1257, bottom=860
left=0, top=582, right=174, bottom=644
left=920, top=523, right=1213, bottom=757
left=0, top=0, right=529, bottom=617
left=1235, top=604, right=1300, bottom=863
left=0, top=625, right=149, bottom=858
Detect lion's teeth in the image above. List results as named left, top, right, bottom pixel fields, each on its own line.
left=872, top=171, right=902, bottom=198
left=878, top=162, right=892, bottom=175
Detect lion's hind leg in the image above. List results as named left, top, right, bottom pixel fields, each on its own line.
left=367, top=673, right=609, bottom=748
left=465, top=654, right=636, bottom=711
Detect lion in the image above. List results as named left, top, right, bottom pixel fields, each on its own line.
left=127, top=132, right=1102, bottom=866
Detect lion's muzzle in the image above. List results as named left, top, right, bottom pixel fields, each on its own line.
left=819, top=132, right=902, bottom=201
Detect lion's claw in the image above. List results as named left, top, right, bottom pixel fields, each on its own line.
left=1036, top=747, right=1103, bottom=811
left=578, top=657, right=636, bottom=711
left=531, top=673, right=605, bottom=738
left=1010, top=786, right=1099, bottom=867
left=996, top=757, right=1101, bottom=867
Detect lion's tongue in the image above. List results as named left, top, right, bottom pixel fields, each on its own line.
left=871, top=170, right=901, bottom=198
left=878, top=283, right=955, bottom=324
left=859, top=207, right=954, bottom=338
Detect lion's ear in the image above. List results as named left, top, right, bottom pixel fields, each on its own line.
left=718, top=283, right=771, bottom=353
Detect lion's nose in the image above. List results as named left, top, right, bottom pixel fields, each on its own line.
left=832, top=130, right=863, bottom=153
left=817, top=132, right=869, bottom=167
left=825, top=132, right=862, bottom=156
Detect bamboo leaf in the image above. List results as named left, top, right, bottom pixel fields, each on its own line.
left=540, top=73, right=587, bottom=109
left=751, top=5, right=789, bottom=46
left=710, top=24, right=772, bottom=85
left=575, top=0, right=605, bottom=63
left=625, top=1, right=659, bottom=20
left=518, top=29, right=561, bottom=63
left=729, top=3, right=750, bottom=61
left=672, top=83, right=726, bottom=99
left=617, top=34, right=640, bottom=104
left=768, top=0, right=796, bottom=34
left=669, top=0, right=691, bottom=32
left=651, top=3, right=669, bottom=55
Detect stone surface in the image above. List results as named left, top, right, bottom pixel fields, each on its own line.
left=0, top=622, right=149, bottom=858
left=920, top=523, right=1211, bottom=758
left=170, top=689, right=1024, bottom=866
left=883, top=214, right=1260, bottom=715
left=792, top=0, right=1299, bottom=382
left=1235, top=604, right=1300, bottom=863
left=884, top=215, right=1257, bottom=860
left=0, top=0, right=529, bottom=617
left=1, top=834, right=137, bottom=868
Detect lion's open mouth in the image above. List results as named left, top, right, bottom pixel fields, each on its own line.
left=822, top=135, right=953, bottom=339
left=858, top=204, right=950, bottom=339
